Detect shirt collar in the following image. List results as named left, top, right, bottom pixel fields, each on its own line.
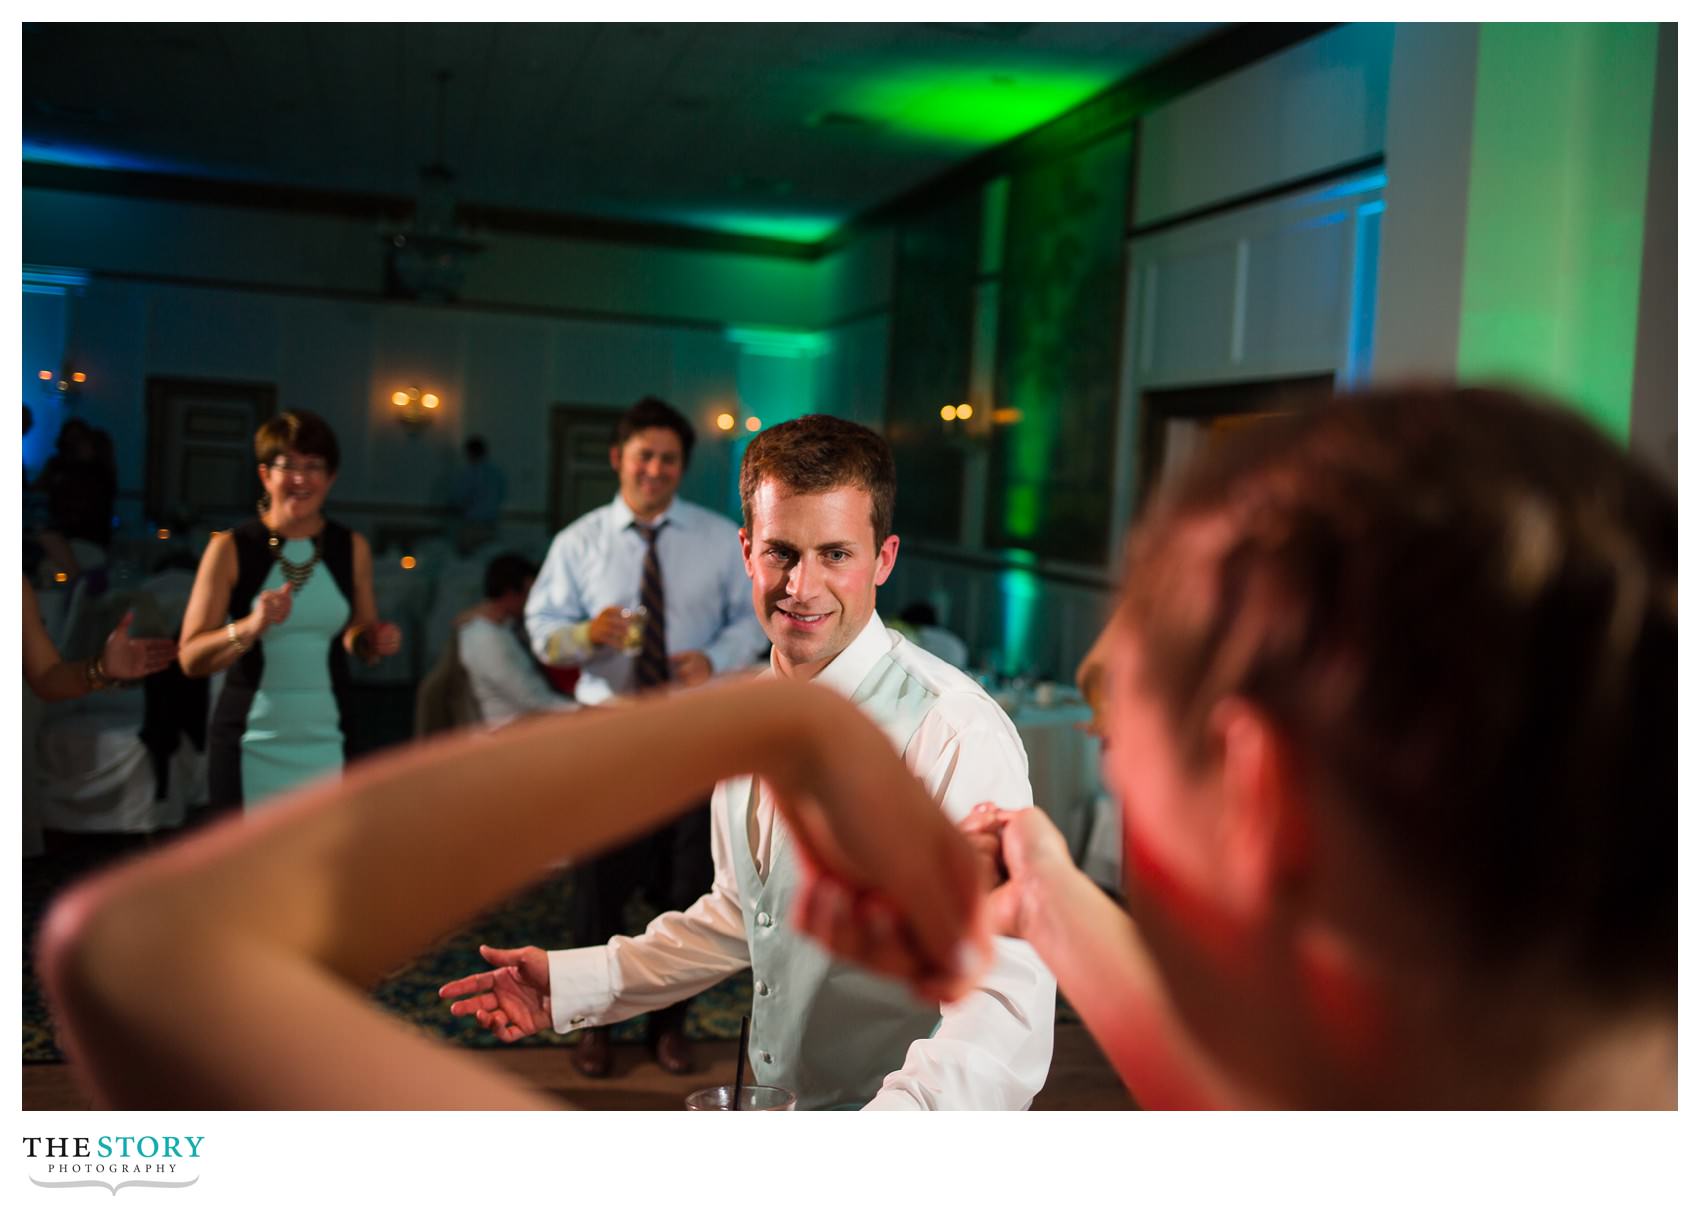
left=608, top=492, right=684, bottom=532
left=772, top=610, right=891, bottom=700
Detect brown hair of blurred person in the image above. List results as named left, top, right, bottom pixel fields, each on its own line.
left=1098, top=384, right=1675, bottom=1106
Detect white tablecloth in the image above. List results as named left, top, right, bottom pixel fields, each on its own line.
left=1008, top=696, right=1102, bottom=860
left=35, top=691, right=194, bottom=834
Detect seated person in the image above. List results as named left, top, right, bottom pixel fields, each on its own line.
left=894, top=601, right=970, bottom=669
left=457, top=553, right=576, bottom=730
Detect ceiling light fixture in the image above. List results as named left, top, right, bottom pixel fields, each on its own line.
left=382, top=69, right=484, bottom=303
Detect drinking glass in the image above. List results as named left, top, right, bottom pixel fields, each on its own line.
left=683, top=1084, right=796, bottom=1111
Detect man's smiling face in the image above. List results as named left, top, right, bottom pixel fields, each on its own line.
left=740, top=479, right=899, bottom=681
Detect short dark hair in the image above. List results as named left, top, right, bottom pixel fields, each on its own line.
left=256, top=410, right=340, bottom=473
left=740, top=415, right=897, bottom=544
left=1120, top=384, right=1675, bottom=998
left=614, top=396, right=695, bottom=468
left=465, top=436, right=488, bottom=460
left=899, top=601, right=938, bottom=627
left=483, top=552, right=538, bottom=600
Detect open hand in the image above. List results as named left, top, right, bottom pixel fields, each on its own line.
left=100, top=610, right=179, bottom=681
left=438, top=944, right=551, bottom=1043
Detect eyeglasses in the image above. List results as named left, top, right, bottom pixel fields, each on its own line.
left=266, top=458, right=331, bottom=477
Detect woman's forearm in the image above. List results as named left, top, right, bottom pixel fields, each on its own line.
left=38, top=676, right=976, bottom=1108
left=27, top=656, right=97, bottom=702
left=178, top=617, right=254, bottom=678
left=1025, top=865, right=1238, bottom=1110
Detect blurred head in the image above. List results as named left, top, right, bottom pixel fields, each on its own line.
left=739, top=416, right=899, bottom=679
left=255, top=410, right=340, bottom=525
left=611, top=397, right=693, bottom=520
left=465, top=436, right=488, bottom=462
left=483, top=552, right=537, bottom=617
left=1105, top=384, right=1675, bottom=1098
left=56, top=417, right=98, bottom=461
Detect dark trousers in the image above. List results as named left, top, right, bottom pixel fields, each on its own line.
left=572, top=802, right=713, bottom=1035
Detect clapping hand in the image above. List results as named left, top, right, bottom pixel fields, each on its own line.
left=438, top=945, right=552, bottom=1043
left=371, top=620, right=402, bottom=657
left=100, top=610, right=179, bottom=681
left=251, top=583, right=294, bottom=635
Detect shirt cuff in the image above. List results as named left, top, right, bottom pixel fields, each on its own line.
left=547, top=946, right=615, bottom=1034
left=544, top=622, right=595, bottom=665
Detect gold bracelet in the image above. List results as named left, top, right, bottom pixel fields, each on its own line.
left=85, top=655, right=116, bottom=692
left=227, top=622, right=249, bottom=654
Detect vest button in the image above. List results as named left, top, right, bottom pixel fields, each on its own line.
left=761, top=1051, right=773, bottom=1064
left=756, top=911, right=773, bottom=927
left=755, top=980, right=769, bottom=996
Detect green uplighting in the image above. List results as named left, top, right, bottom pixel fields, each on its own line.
left=725, top=327, right=831, bottom=359
left=840, top=66, right=1117, bottom=147
left=998, top=567, right=1041, bottom=677
left=684, top=211, right=841, bottom=244
left=1456, top=23, right=1658, bottom=440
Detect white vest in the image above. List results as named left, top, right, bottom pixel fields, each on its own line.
left=732, top=651, right=944, bottom=1110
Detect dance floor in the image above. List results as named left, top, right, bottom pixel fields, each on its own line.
left=23, top=1022, right=1134, bottom=1110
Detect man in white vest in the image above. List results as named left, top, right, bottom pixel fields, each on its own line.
left=443, top=414, right=1056, bottom=1108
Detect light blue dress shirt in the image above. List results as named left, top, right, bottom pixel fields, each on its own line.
left=525, top=493, right=768, bottom=704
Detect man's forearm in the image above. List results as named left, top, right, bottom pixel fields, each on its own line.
left=548, top=901, right=751, bottom=1033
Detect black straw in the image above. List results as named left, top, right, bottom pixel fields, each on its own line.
left=732, top=1014, right=751, bottom=1110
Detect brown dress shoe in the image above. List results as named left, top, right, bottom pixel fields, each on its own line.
left=572, top=1027, right=611, bottom=1078
left=653, top=1028, right=694, bottom=1075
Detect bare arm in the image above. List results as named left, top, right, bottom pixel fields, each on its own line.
left=967, top=808, right=1242, bottom=1109
left=24, top=578, right=177, bottom=700
left=343, top=532, right=401, bottom=663
left=37, top=678, right=986, bottom=1109
left=24, top=577, right=90, bottom=701
left=177, top=533, right=254, bottom=677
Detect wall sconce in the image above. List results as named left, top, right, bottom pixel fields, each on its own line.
left=713, top=410, right=763, bottom=435
left=390, top=386, right=441, bottom=427
left=38, top=364, right=88, bottom=395
left=940, top=402, right=975, bottom=423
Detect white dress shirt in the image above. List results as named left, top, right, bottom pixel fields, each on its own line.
left=547, top=611, right=1057, bottom=1109
left=456, top=614, right=577, bottom=730
left=524, top=494, right=768, bottom=704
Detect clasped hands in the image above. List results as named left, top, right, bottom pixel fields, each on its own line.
left=439, top=800, right=1068, bottom=1040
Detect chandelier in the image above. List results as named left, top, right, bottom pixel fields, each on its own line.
left=382, top=70, right=483, bottom=302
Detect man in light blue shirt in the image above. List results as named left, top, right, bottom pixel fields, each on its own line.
left=525, top=404, right=766, bottom=705
left=523, top=396, right=767, bottom=1076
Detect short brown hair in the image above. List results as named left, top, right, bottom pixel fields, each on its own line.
left=740, top=415, right=896, bottom=543
left=255, top=410, right=341, bottom=473
left=615, top=396, right=695, bottom=467
left=1121, top=384, right=1675, bottom=996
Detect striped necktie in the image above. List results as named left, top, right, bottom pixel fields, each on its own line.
left=634, top=522, right=669, bottom=687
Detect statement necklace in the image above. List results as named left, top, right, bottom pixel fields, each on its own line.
left=260, top=504, right=323, bottom=591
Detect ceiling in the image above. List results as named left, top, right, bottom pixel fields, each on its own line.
left=22, top=22, right=1220, bottom=245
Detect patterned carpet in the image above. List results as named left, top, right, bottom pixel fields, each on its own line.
left=23, top=830, right=753, bottom=1063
